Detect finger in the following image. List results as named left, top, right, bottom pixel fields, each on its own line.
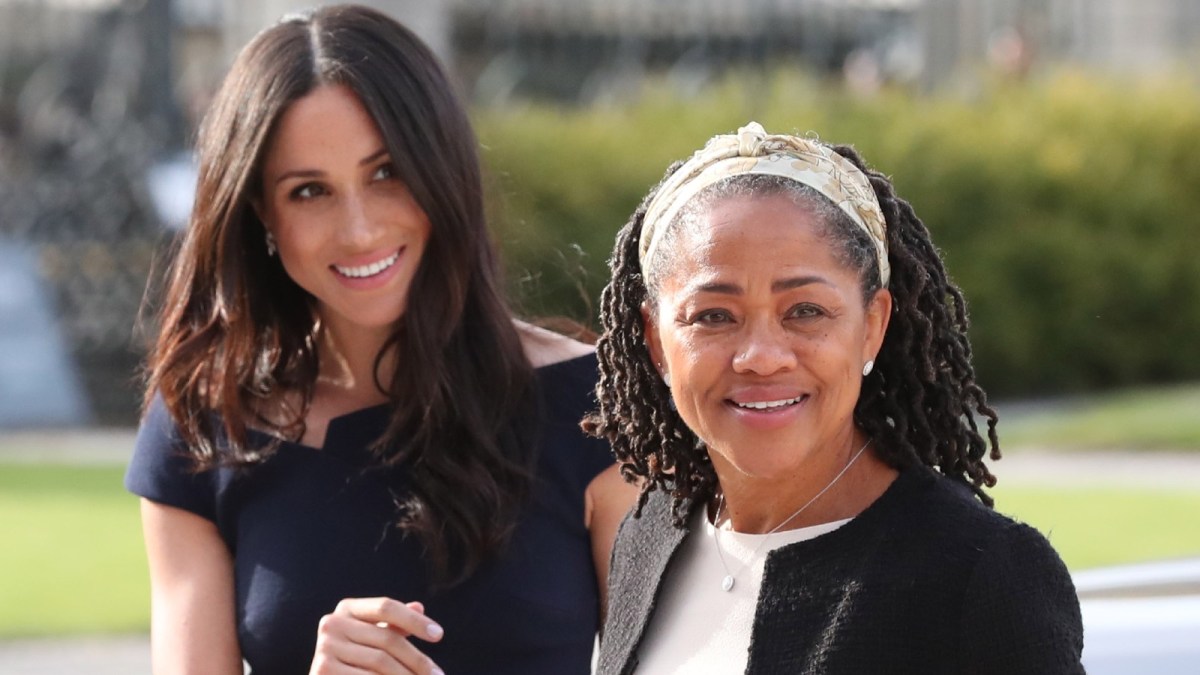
left=332, top=640, right=409, bottom=675
left=333, top=597, right=444, bottom=642
left=337, top=641, right=444, bottom=675
left=315, top=615, right=443, bottom=675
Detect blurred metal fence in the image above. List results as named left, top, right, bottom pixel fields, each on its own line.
left=1, top=0, right=180, bottom=426
left=453, top=0, right=920, bottom=103
left=452, top=0, right=1200, bottom=102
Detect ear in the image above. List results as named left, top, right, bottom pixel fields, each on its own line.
left=862, top=287, right=892, bottom=364
left=640, top=301, right=666, bottom=377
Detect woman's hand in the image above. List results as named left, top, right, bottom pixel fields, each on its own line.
left=309, top=597, right=445, bottom=675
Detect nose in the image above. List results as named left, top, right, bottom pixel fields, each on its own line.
left=338, top=190, right=382, bottom=249
left=732, top=319, right=797, bottom=376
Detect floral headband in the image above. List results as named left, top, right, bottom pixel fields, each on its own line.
left=638, top=122, right=890, bottom=287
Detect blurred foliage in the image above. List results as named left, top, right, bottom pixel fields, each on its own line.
left=476, top=69, right=1200, bottom=396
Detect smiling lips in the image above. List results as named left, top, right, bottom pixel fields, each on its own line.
left=332, top=249, right=401, bottom=279
left=732, top=394, right=808, bottom=411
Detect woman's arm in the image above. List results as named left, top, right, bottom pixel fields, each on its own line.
left=140, top=499, right=243, bottom=675
left=585, top=464, right=640, bottom=624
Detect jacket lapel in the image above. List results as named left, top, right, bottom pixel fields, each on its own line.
left=597, top=490, right=694, bottom=674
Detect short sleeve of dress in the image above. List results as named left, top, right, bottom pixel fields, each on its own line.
left=124, top=394, right=218, bottom=522
left=960, top=521, right=1085, bottom=674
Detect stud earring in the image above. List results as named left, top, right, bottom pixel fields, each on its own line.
left=663, top=372, right=671, bottom=387
left=265, top=230, right=278, bottom=257
left=862, top=360, right=874, bottom=377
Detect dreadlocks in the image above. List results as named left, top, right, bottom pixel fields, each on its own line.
left=582, top=141, right=1000, bottom=524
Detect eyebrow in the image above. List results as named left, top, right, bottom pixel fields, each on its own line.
left=273, top=148, right=390, bottom=185
left=691, top=275, right=831, bottom=295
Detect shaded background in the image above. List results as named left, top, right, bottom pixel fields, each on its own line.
left=2, top=0, right=1198, bottom=429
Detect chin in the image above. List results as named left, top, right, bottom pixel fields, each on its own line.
left=714, top=448, right=811, bottom=481
left=330, top=307, right=407, bottom=332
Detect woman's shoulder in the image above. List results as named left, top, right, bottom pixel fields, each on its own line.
left=515, top=320, right=595, bottom=368
left=134, top=391, right=184, bottom=448
left=126, top=392, right=222, bottom=520
left=881, top=465, right=1043, bottom=551
left=889, top=466, right=1073, bottom=583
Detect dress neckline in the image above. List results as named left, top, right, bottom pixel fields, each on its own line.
left=252, top=351, right=597, bottom=454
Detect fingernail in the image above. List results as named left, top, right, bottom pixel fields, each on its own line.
left=432, top=669, right=445, bottom=675
left=427, top=622, right=444, bottom=639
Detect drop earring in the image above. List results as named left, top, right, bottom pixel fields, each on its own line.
left=862, top=360, right=874, bottom=377
left=265, top=230, right=278, bottom=257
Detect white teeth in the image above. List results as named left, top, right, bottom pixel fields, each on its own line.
left=334, top=252, right=399, bottom=279
left=735, top=396, right=803, bottom=410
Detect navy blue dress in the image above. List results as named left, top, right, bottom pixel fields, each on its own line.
left=125, top=354, right=614, bottom=674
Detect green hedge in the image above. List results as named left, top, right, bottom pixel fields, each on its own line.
left=475, top=71, right=1200, bottom=397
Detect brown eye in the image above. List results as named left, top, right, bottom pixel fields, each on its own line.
left=787, top=304, right=825, bottom=320
left=693, top=309, right=735, bottom=325
left=290, top=183, right=326, bottom=200
left=371, top=163, right=396, bottom=181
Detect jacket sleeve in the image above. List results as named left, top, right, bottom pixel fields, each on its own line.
left=960, top=521, right=1086, bottom=674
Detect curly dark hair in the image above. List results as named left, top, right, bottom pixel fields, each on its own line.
left=582, top=140, right=1001, bottom=523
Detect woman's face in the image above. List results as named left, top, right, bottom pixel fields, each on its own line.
left=257, top=84, right=430, bottom=342
left=643, top=193, right=891, bottom=482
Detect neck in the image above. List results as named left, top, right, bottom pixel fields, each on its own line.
left=713, top=432, right=892, bottom=534
left=315, top=316, right=396, bottom=407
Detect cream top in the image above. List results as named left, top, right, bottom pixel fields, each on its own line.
left=635, top=509, right=852, bottom=673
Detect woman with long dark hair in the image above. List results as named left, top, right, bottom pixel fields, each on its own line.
left=126, top=5, right=634, bottom=673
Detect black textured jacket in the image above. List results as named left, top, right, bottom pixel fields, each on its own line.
left=599, top=465, right=1085, bottom=674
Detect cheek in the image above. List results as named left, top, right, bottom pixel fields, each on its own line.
left=662, top=333, right=726, bottom=398
left=269, top=208, right=303, bottom=247
left=657, top=324, right=696, bottom=368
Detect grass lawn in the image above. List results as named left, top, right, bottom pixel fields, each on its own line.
left=994, top=484, right=1200, bottom=571
left=0, top=463, right=148, bottom=637
left=1001, top=384, right=1200, bottom=450
left=1, top=460, right=1199, bottom=637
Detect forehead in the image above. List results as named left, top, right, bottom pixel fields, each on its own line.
left=262, top=84, right=384, bottom=171
left=668, top=193, right=839, bottom=277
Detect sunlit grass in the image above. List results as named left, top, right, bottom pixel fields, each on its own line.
left=995, top=484, right=1200, bottom=570
left=1001, top=384, right=1200, bottom=450
left=0, top=464, right=148, bottom=637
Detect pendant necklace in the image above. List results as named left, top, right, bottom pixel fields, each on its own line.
left=712, top=438, right=871, bottom=592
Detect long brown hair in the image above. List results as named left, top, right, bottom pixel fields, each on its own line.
left=144, top=4, right=534, bottom=585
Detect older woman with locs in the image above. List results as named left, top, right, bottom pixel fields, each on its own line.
left=585, top=123, right=1084, bottom=673
left=125, top=5, right=635, bottom=674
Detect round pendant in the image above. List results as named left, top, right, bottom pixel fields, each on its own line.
left=721, top=575, right=735, bottom=592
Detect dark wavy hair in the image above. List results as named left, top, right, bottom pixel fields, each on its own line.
left=583, top=140, right=1001, bottom=522
left=143, top=4, right=534, bottom=585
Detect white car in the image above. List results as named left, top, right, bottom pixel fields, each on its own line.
left=1076, top=557, right=1200, bottom=674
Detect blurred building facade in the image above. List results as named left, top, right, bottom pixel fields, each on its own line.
left=1, top=0, right=1198, bottom=427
